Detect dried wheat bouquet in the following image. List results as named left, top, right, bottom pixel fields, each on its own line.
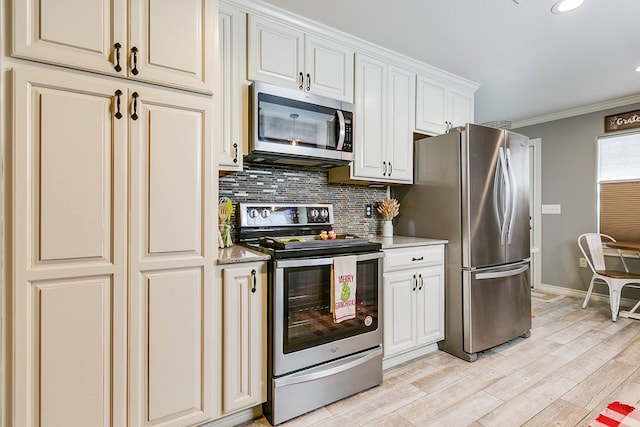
left=377, top=197, right=400, bottom=221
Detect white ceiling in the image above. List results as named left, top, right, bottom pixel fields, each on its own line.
left=261, top=0, right=640, bottom=127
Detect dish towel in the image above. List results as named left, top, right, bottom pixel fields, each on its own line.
left=332, top=255, right=357, bottom=323
left=590, top=401, right=640, bottom=427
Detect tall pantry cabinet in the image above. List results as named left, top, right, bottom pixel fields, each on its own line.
left=9, top=1, right=218, bottom=426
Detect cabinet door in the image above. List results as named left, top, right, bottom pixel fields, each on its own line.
left=304, top=35, right=354, bottom=102
left=415, top=265, right=445, bottom=346
left=129, top=0, right=216, bottom=93
left=383, top=271, right=417, bottom=357
left=12, top=66, right=127, bottom=427
left=386, top=65, right=415, bottom=183
left=353, top=53, right=386, bottom=180
left=415, top=74, right=447, bottom=135
left=12, top=0, right=127, bottom=76
left=450, top=89, right=474, bottom=128
left=248, top=14, right=304, bottom=89
left=13, top=0, right=215, bottom=93
left=222, top=263, right=267, bottom=414
left=128, top=86, right=216, bottom=426
left=218, top=4, right=247, bottom=171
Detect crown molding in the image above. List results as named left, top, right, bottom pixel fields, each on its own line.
left=512, top=93, right=640, bottom=129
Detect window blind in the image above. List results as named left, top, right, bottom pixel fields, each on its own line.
left=598, top=132, right=640, bottom=242
left=599, top=181, right=640, bottom=241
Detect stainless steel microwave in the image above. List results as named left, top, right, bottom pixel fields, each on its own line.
left=247, top=81, right=354, bottom=167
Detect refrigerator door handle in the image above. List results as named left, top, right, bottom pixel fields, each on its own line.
left=493, top=160, right=503, bottom=230
left=498, top=147, right=510, bottom=245
left=475, top=263, right=529, bottom=280
left=506, top=147, right=518, bottom=244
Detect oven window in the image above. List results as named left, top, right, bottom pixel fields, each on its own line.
left=282, top=258, right=379, bottom=354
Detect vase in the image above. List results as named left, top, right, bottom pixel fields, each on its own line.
left=219, top=224, right=232, bottom=248
left=382, top=220, right=393, bottom=237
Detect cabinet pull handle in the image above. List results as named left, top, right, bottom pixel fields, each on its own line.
left=412, top=274, right=417, bottom=291
left=114, top=42, right=122, bottom=72
left=131, top=46, right=139, bottom=75
left=389, top=162, right=393, bottom=176
left=299, top=72, right=304, bottom=90
left=306, top=73, right=311, bottom=91
left=418, top=274, right=424, bottom=290
left=131, top=92, right=139, bottom=120
left=412, top=256, right=424, bottom=261
left=251, top=269, right=257, bottom=293
left=383, top=161, right=387, bottom=176
left=233, top=143, right=238, bottom=163
left=114, top=90, right=123, bottom=119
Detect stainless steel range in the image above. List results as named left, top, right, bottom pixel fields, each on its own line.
left=238, top=203, right=383, bottom=425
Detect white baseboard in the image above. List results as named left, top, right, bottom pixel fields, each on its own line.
left=535, top=283, right=638, bottom=309
left=382, top=343, right=439, bottom=370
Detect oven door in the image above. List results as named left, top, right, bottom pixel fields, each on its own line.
left=273, top=251, right=383, bottom=376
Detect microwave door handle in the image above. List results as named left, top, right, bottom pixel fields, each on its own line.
left=336, top=110, right=346, bottom=151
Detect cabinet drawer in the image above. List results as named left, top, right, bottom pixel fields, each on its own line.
left=383, top=245, right=444, bottom=272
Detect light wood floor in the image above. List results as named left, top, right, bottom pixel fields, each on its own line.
left=244, top=294, right=640, bottom=427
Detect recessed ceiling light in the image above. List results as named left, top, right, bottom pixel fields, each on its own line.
left=551, top=0, right=584, bottom=13
left=636, top=66, right=640, bottom=72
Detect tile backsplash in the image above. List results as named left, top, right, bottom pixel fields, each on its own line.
left=219, top=163, right=388, bottom=237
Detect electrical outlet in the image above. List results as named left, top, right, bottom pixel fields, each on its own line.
left=365, top=204, right=372, bottom=218
left=579, top=257, right=588, bottom=268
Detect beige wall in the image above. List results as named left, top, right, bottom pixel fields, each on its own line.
left=516, top=102, right=640, bottom=298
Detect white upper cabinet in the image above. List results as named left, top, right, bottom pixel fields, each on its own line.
left=415, top=73, right=475, bottom=135
left=12, top=0, right=216, bottom=94
left=386, top=64, right=415, bottom=183
left=218, top=2, right=248, bottom=171
left=331, top=53, right=414, bottom=184
left=248, top=14, right=354, bottom=102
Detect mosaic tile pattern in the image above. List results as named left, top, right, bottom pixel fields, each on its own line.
left=219, top=163, right=389, bottom=237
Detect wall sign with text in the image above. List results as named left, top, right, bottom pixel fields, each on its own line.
left=605, top=109, right=640, bottom=132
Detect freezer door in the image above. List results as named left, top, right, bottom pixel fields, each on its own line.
left=462, top=124, right=506, bottom=268
left=463, top=261, right=531, bottom=354
left=505, top=131, right=531, bottom=263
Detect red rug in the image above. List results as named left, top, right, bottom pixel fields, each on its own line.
left=590, top=402, right=640, bottom=427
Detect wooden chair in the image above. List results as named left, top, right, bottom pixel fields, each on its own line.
left=578, top=233, right=640, bottom=321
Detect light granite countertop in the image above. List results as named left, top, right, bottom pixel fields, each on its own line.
left=217, top=245, right=271, bottom=265
left=217, top=236, right=447, bottom=263
left=369, top=235, right=448, bottom=249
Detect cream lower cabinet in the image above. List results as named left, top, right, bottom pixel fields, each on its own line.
left=128, top=84, right=216, bottom=426
left=11, top=64, right=217, bottom=427
left=220, top=262, right=267, bottom=414
left=12, top=66, right=128, bottom=427
left=382, top=245, right=445, bottom=369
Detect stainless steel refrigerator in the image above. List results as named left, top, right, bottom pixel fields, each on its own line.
left=393, top=123, right=531, bottom=362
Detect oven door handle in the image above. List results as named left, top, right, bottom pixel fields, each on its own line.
left=275, top=347, right=382, bottom=388
left=275, top=251, right=383, bottom=268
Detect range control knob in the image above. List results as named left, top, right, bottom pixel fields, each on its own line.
left=310, top=208, right=319, bottom=220
left=320, top=209, right=328, bottom=219
left=249, top=209, right=259, bottom=219
left=261, top=208, right=270, bottom=218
